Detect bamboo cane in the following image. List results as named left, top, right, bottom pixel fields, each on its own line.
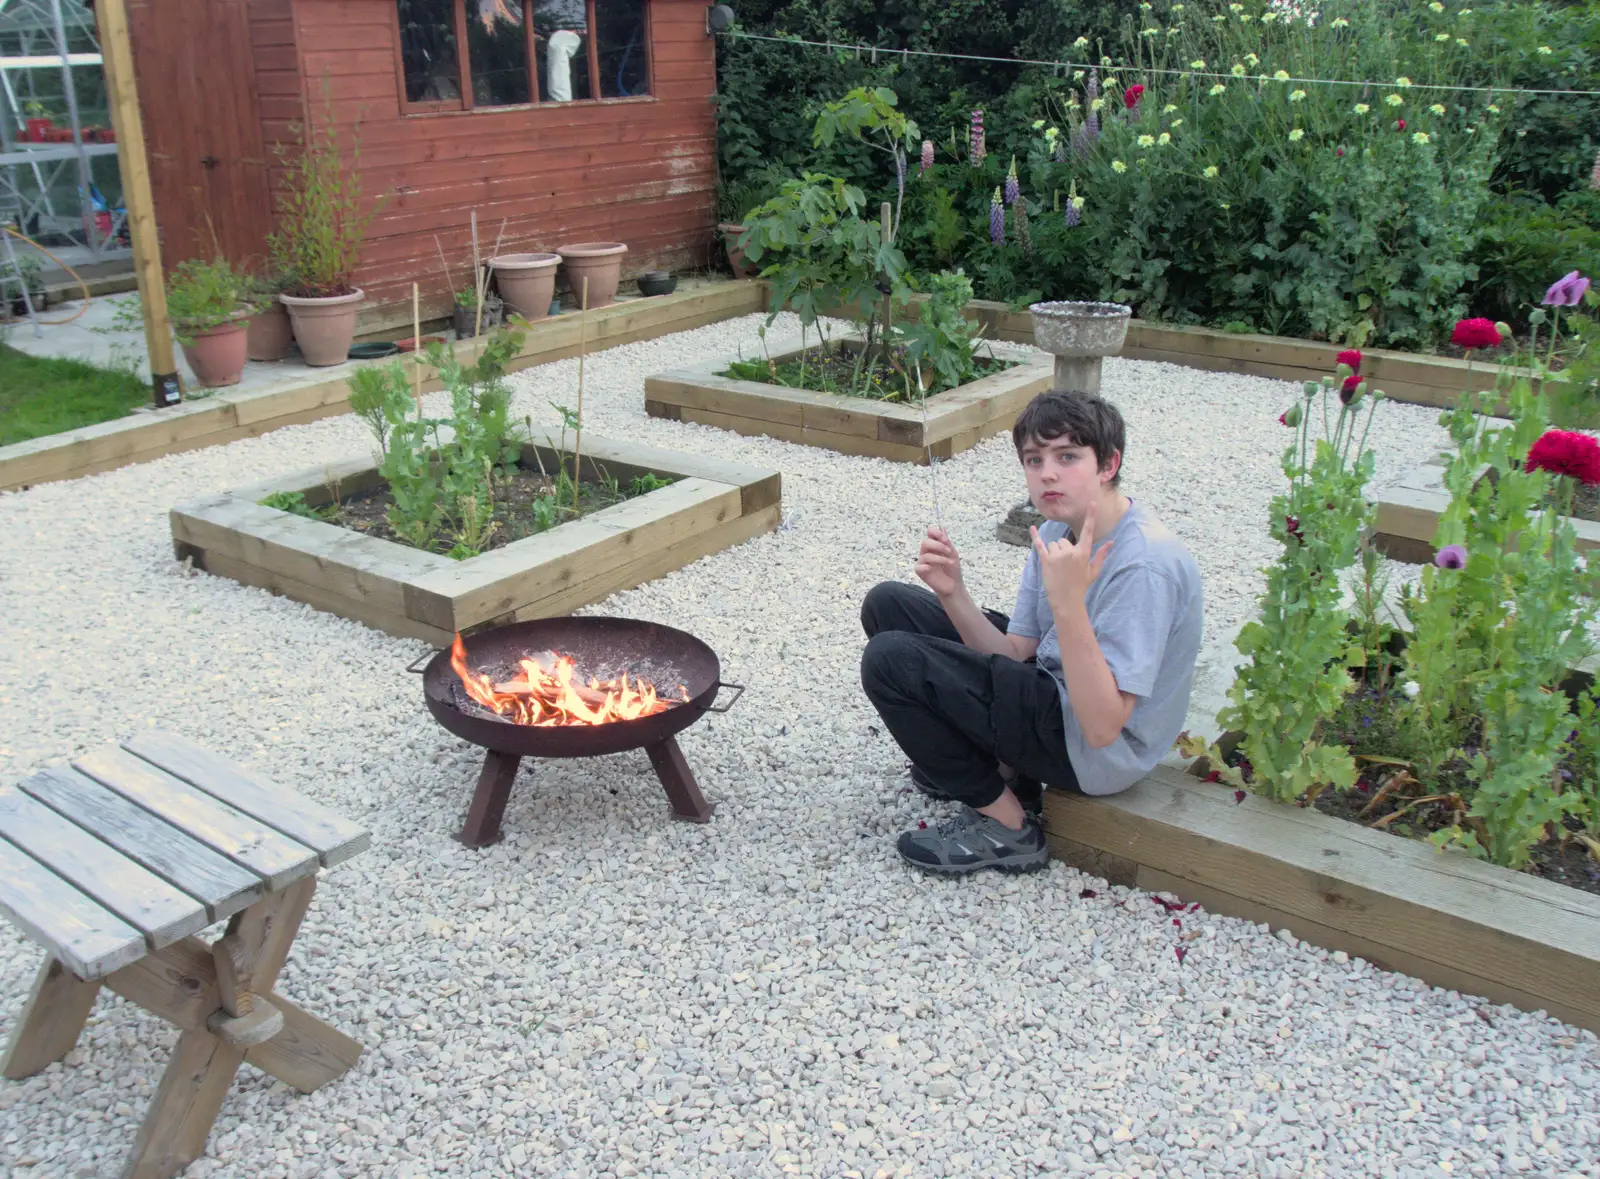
left=471, top=211, right=483, bottom=339
left=572, top=276, right=589, bottom=515
left=412, top=282, right=424, bottom=418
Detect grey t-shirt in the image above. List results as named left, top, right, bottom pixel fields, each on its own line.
left=1007, top=500, right=1203, bottom=796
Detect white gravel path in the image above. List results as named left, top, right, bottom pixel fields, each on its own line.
left=1, top=313, right=1595, bottom=1179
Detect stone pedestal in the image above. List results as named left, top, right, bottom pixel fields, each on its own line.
left=1054, top=354, right=1105, bottom=396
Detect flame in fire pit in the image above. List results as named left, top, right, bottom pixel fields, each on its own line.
left=450, top=634, right=688, bottom=726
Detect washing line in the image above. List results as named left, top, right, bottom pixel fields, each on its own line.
left=717, top=29, right=1600, bottom=99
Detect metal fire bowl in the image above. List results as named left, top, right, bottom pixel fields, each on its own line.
left=1028, top=301, right=1133, bottom=358
left=415, top=617, right=737, bottom=759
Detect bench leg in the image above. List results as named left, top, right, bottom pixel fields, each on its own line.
left=2, top=955, right=102, bottom=1080
left=120, top=1030, right=248, bottom=1179
left=120, top=879, right=314, bottom=1179
left=245, top=993, right=363, bottom=1093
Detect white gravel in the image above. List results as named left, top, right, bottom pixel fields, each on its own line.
left=1, top=313, right=1596, bottom=1179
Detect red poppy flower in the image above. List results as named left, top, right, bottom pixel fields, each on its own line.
left=1340, top=374, right=1364, bottom=404
left=1337, top=348, right=1362, bottom=371
left=1451, top=317, right=1503, bottom=350
left=1285, top=515, right=1302, bottom=542
left=1525, top=429, right=1600, bottom=486
left=1124, top=83, right=1145, bottom=109
left=1336, top=148, right=1345, bottom=157
left=1202, top=769, right=1221, bottom=782
left=1396, top=119, right=1406, bottom=130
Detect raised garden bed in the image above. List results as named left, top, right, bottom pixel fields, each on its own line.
left=170, top=436, right=781, bottom=643
left=0, top=280, right=764, bottom=493
left=644, top=339, right=1051, bottom=464
left=1041, top=765, right=1600, bottom=1032
left=1374, top=455, right=1600, bottom=563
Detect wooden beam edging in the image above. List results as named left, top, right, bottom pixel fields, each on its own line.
left=1372, top=460, right=1600, bottom=562
left=643, top=340, right=1052, bottom=464
left=1041, top=764, right=1600, bottom=1032
left=169, top=434, right=781, bottom=642
left=811, top=291, right=1527, bottom=415
left=0, top=281, right=767, bottom=494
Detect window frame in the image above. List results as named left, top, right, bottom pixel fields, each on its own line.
left=394, top=0, right=654, bottom=117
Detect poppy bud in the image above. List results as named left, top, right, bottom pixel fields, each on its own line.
left=1280, top=404, right=1303, bottom=427
left=1494, top=320, right=1512, bottom=339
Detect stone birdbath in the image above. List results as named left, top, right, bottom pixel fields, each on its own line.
left=996, top=300, right=1133, bottom=546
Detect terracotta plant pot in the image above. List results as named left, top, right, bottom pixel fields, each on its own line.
left=245, top=302, right=293, bottom=362
left=180, top=318, right=250, bottom=388
left=279, top=289, right=364, bottom=367
left=555, top=241, right=628, bottom=309
left=488, top=252, right=559, bottom=321
left=718, top=222, right=751, bottom=280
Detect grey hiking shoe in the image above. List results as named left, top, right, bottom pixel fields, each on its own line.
left=896, top=806, right=1050, bottom=875
left=907, top=763, right=1044, bottom=815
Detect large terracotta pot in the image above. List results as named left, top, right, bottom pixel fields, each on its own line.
left=179, top=318, right=249, bottom=388
left=245, top=302, right=293, bottom=361
left=718, top=222, right=751, bottom=280
left=489, top=253, right=559, bottom=321
left=555, top=241, right=628, bottom=309
left=279, top=289, right=365, bottom=367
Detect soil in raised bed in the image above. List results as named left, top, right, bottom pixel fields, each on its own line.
left=291, top=464, right=673, bottom=558
left=1211, top=681, right=1600, bottom=896
left=722, top=344, right=1016, bottom=401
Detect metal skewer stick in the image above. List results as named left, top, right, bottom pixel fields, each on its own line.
left=917, top=363, right=944, bottom=534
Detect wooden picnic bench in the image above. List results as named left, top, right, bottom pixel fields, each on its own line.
left=0, top=730, right=371, bottom=1179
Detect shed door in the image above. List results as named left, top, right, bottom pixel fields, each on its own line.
left=127, top=0, right=274, bottom=268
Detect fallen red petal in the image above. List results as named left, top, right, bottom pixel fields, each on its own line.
left=1233, top=790, right=1247, bottom=804
left=1175, top=947, right=1188, bottom=963
left=1079, top=888, right=1098, bottom=899
left=1202, top=770, right=1221, bottom=783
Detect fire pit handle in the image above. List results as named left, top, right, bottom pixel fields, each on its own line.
left=706, top=681, right=744, bottom=713
left=406, top=649, right=441, bottom=674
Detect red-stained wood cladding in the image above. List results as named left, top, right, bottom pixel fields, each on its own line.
left=125, top=0, right=718, bottom=318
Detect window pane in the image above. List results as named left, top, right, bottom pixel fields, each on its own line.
left=532, top=0, right=591, bottom=102
left=468, top=0, right=531, bottom=107
left=596, top=0, right=648, bottom=99
left=397, top=0, right=462, bottom=104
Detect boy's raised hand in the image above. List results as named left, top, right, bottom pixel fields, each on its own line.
left=915, top=527, right=965, bottom=599
left=1030, top=504, right=1113, bottom=610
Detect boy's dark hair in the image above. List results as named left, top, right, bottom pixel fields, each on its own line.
left=1012, top=391, right=1126, bottom=485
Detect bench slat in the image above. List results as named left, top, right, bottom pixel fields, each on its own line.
left=20, top=765, right=263, bottom=922
left=122, top=731, right=370, bottom=868
left=72, top=748, right=319, bottom=892
left=0, top=784, right=209, bottom=949
left=0, top=834, right=146, bottom=980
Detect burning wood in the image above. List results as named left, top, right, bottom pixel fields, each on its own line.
left=450, top=634, right=687, bottom=726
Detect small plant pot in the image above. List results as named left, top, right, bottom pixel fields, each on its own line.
left=245, top=302, right=293, bottom=362
left=489, top=253, right=559, bottom=321
left=280, top=288, right=365, bottom=367
left=555, top=241, right=628, bottom=309
left=180, top=318, right=250, bottom=388
left=637, top=270, right=677, bottom=297
left=453, top=294, right=504, bottom=339
left=396, top=334, right=448, bottom=353
left=718, top=222, right=750, bottom=280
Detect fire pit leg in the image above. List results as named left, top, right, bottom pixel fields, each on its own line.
left=646, top=737, right=714, bottom=823
left=456, top=750, right=522, bottom=848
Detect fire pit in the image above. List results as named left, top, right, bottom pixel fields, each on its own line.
left=409, top=616, right=742, bottom=847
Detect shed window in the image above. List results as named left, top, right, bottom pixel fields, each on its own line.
left=396, top=0, right=649, bottom=110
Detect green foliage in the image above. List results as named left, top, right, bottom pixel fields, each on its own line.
left=164, top=257, right=253, bottom=346
left=345, top=328, right=525, bottom=552
left=899, top=268, right=983, bottom=392
left=1205, top=375, right=1381, bottom=802
left=1467, top=192, right=1600, bottom=330
left=258, top=490, right=333, bottom=522
left=716, top=0, right=1599, bottom=350
left=267, top=88, right=377, bottom=298
left=629, top=472, right=672, bottom=496
left=1396, top=339, right=1599, bottom=867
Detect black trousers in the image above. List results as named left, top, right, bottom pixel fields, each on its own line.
left=859, top=581, right=1079, bottom=808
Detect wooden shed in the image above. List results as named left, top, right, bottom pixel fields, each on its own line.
left=123, top=0, right=719, bottom=328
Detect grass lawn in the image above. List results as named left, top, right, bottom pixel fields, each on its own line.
left=0, top=342, right=149, bottom=447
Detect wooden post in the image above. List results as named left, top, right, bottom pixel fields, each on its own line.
left=94, top=0, right=181, bottom=408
